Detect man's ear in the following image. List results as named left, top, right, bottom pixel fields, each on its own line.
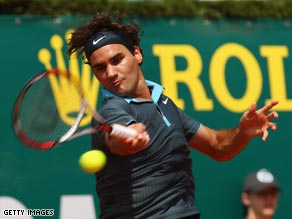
left=241, top=192, right=251, bottom=206
left=133, top=46, right=143, bottom=64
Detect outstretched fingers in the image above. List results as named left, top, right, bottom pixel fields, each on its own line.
left=266, top=111, right=279, bottom=120
left=259, top=100, right=279, bottom=114
left=261, top=121, right=278, bottom=141
left=246, top=102, right=257, bottom=118
left=269, top=122, right=278, bottom=131
left=262, top=129, right=269, bottom=142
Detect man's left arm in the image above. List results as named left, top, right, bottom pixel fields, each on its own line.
left=188, top=100, right=279, bottom=161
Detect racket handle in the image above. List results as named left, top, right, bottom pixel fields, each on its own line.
left=111, top=124, right=137, bottom=138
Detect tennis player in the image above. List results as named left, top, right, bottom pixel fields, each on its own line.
left=67, top=12, right=279, bottom=219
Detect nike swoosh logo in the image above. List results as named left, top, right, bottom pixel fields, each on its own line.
left=162, top=98, right=168, bottom=104
left=93, top=36, right=106, bottom=45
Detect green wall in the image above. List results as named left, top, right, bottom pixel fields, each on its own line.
left=1, top=15, right=291, bottom=219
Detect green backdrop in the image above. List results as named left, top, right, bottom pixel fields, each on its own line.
left=1, top=15, right=291, bottom=219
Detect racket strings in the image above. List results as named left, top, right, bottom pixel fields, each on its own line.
left=13, top=69, right=100, bottom=149
left=18, top=75, right=79, bottom=143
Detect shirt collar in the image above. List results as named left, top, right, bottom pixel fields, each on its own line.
left=102, top=80, right=164, bottom=103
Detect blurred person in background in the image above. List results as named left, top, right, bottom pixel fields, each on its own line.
left=241, top=168, right=280, bottom=219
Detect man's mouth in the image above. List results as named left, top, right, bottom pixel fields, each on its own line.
left=112, top=80, right=122, bottom=87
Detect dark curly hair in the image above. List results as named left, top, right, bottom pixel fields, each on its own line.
left=67, top=12, right=143, bottom=61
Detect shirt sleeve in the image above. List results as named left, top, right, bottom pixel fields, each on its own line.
left=177, top=107, right=202, bottom=141
left=99, top=97, right=136, bottom=125
left=91, top=97, right=136, bottom=149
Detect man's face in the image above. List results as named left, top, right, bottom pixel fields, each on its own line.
left=89, top=44, right=144, bottom=97
left=244, top=187, right=280, bottom=218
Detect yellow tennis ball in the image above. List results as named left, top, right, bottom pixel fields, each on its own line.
left=79, top=150, right=107, bottom=173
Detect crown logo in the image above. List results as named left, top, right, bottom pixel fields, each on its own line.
left=37, top=29, right=100, bottom=127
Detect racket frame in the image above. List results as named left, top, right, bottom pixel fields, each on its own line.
left=12, top=68, right=136, bottom=150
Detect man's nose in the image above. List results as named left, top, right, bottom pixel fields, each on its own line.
left=106, top=65, right=117, bottom=78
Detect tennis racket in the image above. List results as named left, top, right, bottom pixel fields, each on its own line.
left=12, top=68, right=137, bottom=150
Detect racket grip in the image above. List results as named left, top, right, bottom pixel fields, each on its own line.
left=111, top=124, right=137, bottom=138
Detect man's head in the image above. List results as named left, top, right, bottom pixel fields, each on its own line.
left=67, top=12, right=146, bottom=98
left=241, top=168, right=280, bottom=219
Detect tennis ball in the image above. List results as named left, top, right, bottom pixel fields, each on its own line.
left=79, top=150, right=107, bottom=173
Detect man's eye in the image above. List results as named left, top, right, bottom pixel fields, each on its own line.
left=94, top=66, right=105, bottom=74
left=112, top=56, right=122, bottom=65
